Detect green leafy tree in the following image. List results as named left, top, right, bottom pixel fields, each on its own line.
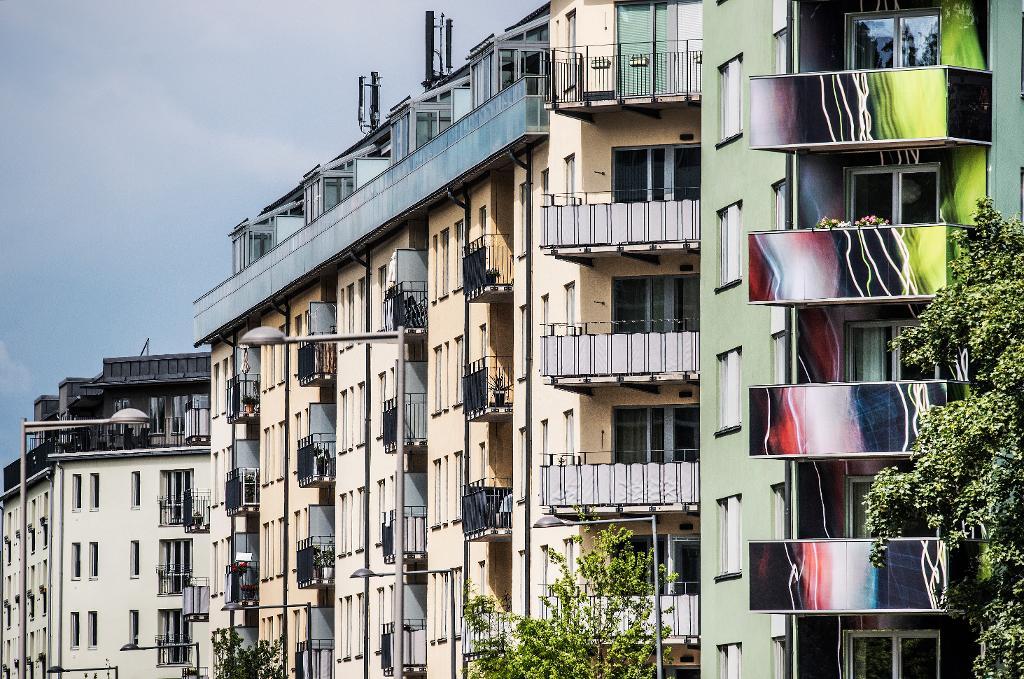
left=211, top=628, right=286, bottom=679
left=464, top=524, right=672, bottom=679
left=865, top=199, right=1024, bottom=677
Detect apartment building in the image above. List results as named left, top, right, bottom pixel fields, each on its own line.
left=0, top=353, right=212, bottom=679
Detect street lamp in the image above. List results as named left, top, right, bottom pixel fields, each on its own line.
left=46, top=665, right=118, bottom=678
left=17, top=407, right=148, bottom=679
left=351, top=568, right=457, bottom=679
left=221, top=600, right=314, bottom=677
left=120, top=640, right=200, bottom=676
left=533, top=514, right=665, bottom=679
left=239, top=325, right=413, bottom=673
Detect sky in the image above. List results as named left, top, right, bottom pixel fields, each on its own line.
left=0, top=0, right=538, bottom=465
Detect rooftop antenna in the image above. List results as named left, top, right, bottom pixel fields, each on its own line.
left=358, top=71, right=382, bottom=133
left=423, top=10, right=454, bottom=88
left=139, top=338, right=150, bottom=356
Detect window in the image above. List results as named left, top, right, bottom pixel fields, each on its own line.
left=479, top=205, right=488, bottom=236
left=613, top=406, right=699, bottom=463
left=719, top=643, right=742, bottom=679
left=846, top=321, right=936, bottom=381
left=846, top=476, right=875, bottom=539
left=566, top=10, right=576, bottom=49
left=89, top=473, right=100, bottom=510
left=71, top=543, right=82, bottom=579
left=772, top=180, right=787, bottom=231
left=440, top=228, right=450, bottom=296
left=611, top=276, right=698, bottom=333
left=455, top=220, right=465, bottom=287
left=72, top=474, right=82, bottom=510
left=433, top=346, right=444, bottom=414
left=454, top=336, right=464, bottom=404
left=719, top=56, right=743, bottom=141
left=130, top=540, right=140, bottom=578
left=850, top=11, right=939, bottom=70
left=846, top=630, right=939, bottom=678
left=128, top=610, right=139, bottom=646
left=130, top=471, right=141, bottom=508
left=88, top=611, right=98, bottom=648
left=772, top=637, right=787, bottom=679
left=563, top=282, right=576, bottom=326
left=70, top=612, right=80, bottom=648
left=518, top=182, right=528, bottom=255
left=612, top=145, right=700, bottom=203
left=563, top=410, right=575, bottom=455
left=718, top=495, right=742, bottom=575
left=433, top=459, right=443, bottom=524
left=718, top=348, right=742, bottom=430
left=564, top=154, right=576, bottom=196
left=772, top=331, right=787, bottom=385
left=89, top=542, right=98, bottom=578
left=454, top=452, right=464, bottom=519
left=718, top=202, right=742, bottom=286
left=149, top=396, right=166, bottom=433
left=771, top=484, right=787, bottom=540
left=848, top=165, right=939, bottom=225
left=774, top=28, right=788, bottom=74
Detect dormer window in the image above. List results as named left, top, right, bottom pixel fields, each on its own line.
left=849, top=11, right=939, bottom=70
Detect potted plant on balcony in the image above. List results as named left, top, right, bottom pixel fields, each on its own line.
left=315, top=547, right=335, bottom=581
left=490, top=374, right=511, bottom=408
left=485, top=267, right=501, bottom=286
left=230, top=560, right=249, bottom=575
left=240, top=583, right=259, bottom=600
left=182, top=668, right=200, bottom=677
left=241, top=392, right=258, bottom=415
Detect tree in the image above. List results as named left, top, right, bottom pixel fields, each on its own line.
left=865, top=199, right=1024, bottom=678
left=463, top=525, right=672, bottom=679
left=211, top=628, right=286, bottom=679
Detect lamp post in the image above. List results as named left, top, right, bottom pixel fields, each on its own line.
left=240, top=325, right=412, bottom=677
left=120, top=640, right=200, bottom=675
left=46, top=665, right=118, bottom=678
left=533, top=514, right=665, bottom=679
left=221, top=601, right=313, bottom=678
left=18, top=407, right=148, bottom=679
left=350, top=567, right=457, bottom=679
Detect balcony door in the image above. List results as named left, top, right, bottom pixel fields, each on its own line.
left=161, top=539, right=192, bottom=575
left=616, top=2, right=668, bottom=97
left=845, top=321, right=938, bottom=382
left=613, top=406, right=699, bottom=464
left=612, top=275, right=699, bottom=333
left=848, top=164, right=939, bottom=225
left=612, top=146, right=700, bottom=203
left=846, top=630, right=939, bottom=679
left=848, top=11, right=939, bottom=70
left=628, top=535, right=699, bottom=593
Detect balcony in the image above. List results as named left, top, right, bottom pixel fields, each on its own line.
left=462, top=479, right=513, bottom=542
left=227, top=374, right=260, bottom=423
left=382, top=282, right=428, bottom=332
left=548, top=41, right=703, bottom=119
left=157, top=564, right=191, bottom=596
left=297, top=434, right=336, bottom=487
left=540, top=321, right=699, bottom=389
left=297, top=537, right=335, bottom=589
left=749, top=381, right=968, bottom=460
left=541, top=193, right=700, bottom=259
left=58, top=423, right=190, bottom=453
left=156, top=634, right=193, bottom=666
left=296, top=640, right=334, bottom=679
left=463, top=357, right=513, bottom=422
left=298, top=342, right=337, bottom=387
left=182, top=669, right=209, bottom=679
left=383, top=393, right=428, bottom=451
left=749, top=538, right=959, bottom=614
left=381, top=507, right=428, bottom=564
left=540, top=586, right=699, bottom=641
left=159, top=495, right=185, bottom=526
left=540, top=451, right=699, bottom=513
left=225, top=467, right=260, bottom=516
left=182, top=577, right=210, bottom=622
left=750, top=66, right=991, bottom=153
left=380, top=620, right=427, bottom=677
left=183, top=490, right=211, bottom=533
left=225, top=560, right=259, bottom=605
left=749, top=224, right=961, bottom=305
left=184, top=397, right=210, bottom=445
left=464, top=235, right=514, bottom=303
left=463, top=608, right=510, bottom=659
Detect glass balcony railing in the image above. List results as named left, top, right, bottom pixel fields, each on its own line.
left=227, top=374, right=260, bottom=423
left=297, top=434, right=336, bottom=487
left=182, top=577, right=210, bottom=622
left=225, top=468, right=260, bottom=515
left=380, top=620, right=427, bottom=677
left=381, top=506, right=428, bottom=564
left=183, top=490, right=211, bottom=533
left=382, top=393, right=428, bottom=451
left=750, top=66, right=991, bottom=153
left=381, top=282, right=428, bottom=332
left=749, top=380, right=968, bottom=459
left=461, top=479, right=513, bottom=541
left=540, top=450, right=699, bottom=510
left=748, top=224, right=961, bottom=305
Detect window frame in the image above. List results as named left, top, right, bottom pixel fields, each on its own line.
left=718, top=55, right=744, bottom=142
left=717, top=494, right=742, bottom=576
left=846, top=9, right=942, bottom=70
left=717, top=347, right=742, bottom=431
left=717, top=202, right=742, bottom=287
left=846, top=163, right=941, bottom=225
left=844, top=629, right=941, bottom=678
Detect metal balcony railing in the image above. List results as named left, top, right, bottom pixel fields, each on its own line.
left=225, top=561, right=259, bottom=605
left=383, top=393, right=428, bottom=451
left=380, top=620, right=427, bottom=676
left=225, top=467, right=260, bottom=515
left=184, top=397, right=210, bottom=445
left=540, top=451, right=700, bottom=509
left=382, top=282, right=428, bottom=331
left=183, top=490, right=211, bottom=533
left=549, top=41, right=703, bottom=107
left=297, top=434, right=336, bottom=487
left=227, top=374, right=260, bottom=423
left=297, top=537, right=335, bottom=588
left=539, top=584, right=699, bottom=639
left=463, top=357, right=513, bottom=421
left=158, top=496, right=185, bottom=526
left=156, top=564, right=191, bottom=596
left=298, top=341, right=337, bottom=387
left=296, top=639, right=334, bottom=679
left=461, top=479, right=513, bottom=541
left=182, top=669, right=209, bottom=679
left=183, top=577, right=210, bottom=622
left=156, top=634, right=192, bottom=666
left=464, top=235, right=514, bottom=302
left=58, top=423, right=188, bottom=453
left=541, top=192, right=700, bottom=251
left=381, top=506, right=428, bottom=564
left=463, top=608, right=510, bottom=659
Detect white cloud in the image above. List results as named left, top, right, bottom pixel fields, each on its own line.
left=0, top=342, right=31, bottom=395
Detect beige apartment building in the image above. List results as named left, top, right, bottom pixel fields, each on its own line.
left=195, top=2, right=704, bottom=678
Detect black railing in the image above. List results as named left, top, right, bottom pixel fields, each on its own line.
left=159, top=496, right=185, bottom=526
left=380, top=620, right=427, bottom=675
left=183, top=577, right=210, bottom=622
left=381, top=506, right=428, bottom=564
left=297, top=434, right=336, bottom=487
left=549, top=41, right=703, bottom=106
left=382, top=393, right=428, bottom=451
left=184, top=397, right=210, bottom=445
left=59, top=423, right=187, bottom=453
left=225, top=468, right=259, bottom=515
left=462, top=479, right=513, bottom=540
left=182, top=669, right=209, bottom=679
left=541, top=191, right=700, bottom=249
left=382, top=282, right=428, bottom=331
left=463, top=357, right=513, bottom=420
left=156, top=634, right=192, bottom=666
left=225, top=561, right=259, bottom=604
left=183, top=490, right=211, bottom=533
left=156, top=564, right=192, bottom=596
left=227, top=374, right=260, bottom=423
left=297, top=537, right=335, bottom=588
left=3, top=438, right=54, bottom=492
left=464, top=235, right=514, bottom=301
left=540, top=452, right=700, bottom=509
left=541, top=320, right=700, bottom=379
left=298, top=342, right=337, bottom=386
left=296, top=639, right=334, bottom=679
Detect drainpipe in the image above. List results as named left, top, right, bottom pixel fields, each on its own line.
left=508, top=146, right=534, bottom=617
left=45, top=470, right=53, bottom=671
left=55, top=466, right=64, bottom=672
left=271, top=300, right=293, bottom=672
left=220, top=333, right=239, bottom=636
left=783, top=2, right=795, bottom=678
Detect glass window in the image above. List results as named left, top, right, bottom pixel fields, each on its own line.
left=847, top=476, right=874, bottom=538
left=848, top=631, right=939, bottom=679
left=719, top=57, right=743, bottom=140
left=718, top=348, right=742, bottom=429
left=719, top=203, right=742, bottom=285
left=852, top=18, right=895, bottom=69
left=901, top=15, right=940, bottom=66
left=719, top=642, right=742, bottom=679
left=851, top=13, right=939, bottom=70
left=718, top=495, right=742, bottom=574
left=149, top=396, right=166, bottom=434
left=846, top=321, right=935, bottom=382
left=850, top=166, right=939, bottom=225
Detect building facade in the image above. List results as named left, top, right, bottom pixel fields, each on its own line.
left=1, top=353, right=212, bottom=679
